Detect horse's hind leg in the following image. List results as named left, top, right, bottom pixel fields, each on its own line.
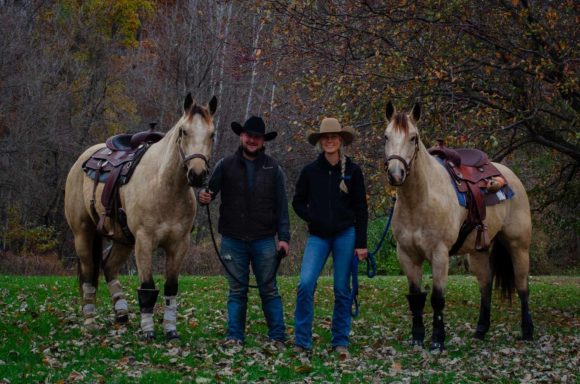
left=400, top=250, right=427, bottom=347
left=74, top=228, right=101, bottom=328
left=430, top=250, right=449, bottom=352
left=468, top=251, right=493, bottom=340
left=508, top=244, right=534, bottom=340
left=102, top=242, right=132, bottom=324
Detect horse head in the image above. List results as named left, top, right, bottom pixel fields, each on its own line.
left=384, top=101, right=421, bottom=186
left=177, top=93, right=217, bottom=187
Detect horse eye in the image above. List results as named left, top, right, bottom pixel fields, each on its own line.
left=410, top=136, right=417, bottom=143
left=180, top=128, right=187, bottom=137
left=384, top=136, right=389, bottom=142
left=211, top=132, right=215, bottom=139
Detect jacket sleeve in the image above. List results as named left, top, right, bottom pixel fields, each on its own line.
left=292, top=167, right=311, bottom=223
left=276, top=166, right=291, bottom=242
left=206, top=159, right=224, bottom=199
left=352, top=164, right=368, bottom=249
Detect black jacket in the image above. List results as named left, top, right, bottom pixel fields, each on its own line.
left=207, top=147, right=290, bottom=242
left=293, top=153, right=368, bottom=248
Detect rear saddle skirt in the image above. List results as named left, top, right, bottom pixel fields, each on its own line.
left=428, top=141, right=513, bottom=254
left=82, top=127, right=165, bottom=241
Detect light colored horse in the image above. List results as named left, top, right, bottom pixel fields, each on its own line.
left=383, top=101, right=533, bottom=351
left=65, top=93, right=217, bottom=340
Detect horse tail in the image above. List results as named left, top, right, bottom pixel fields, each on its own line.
left=91, top=233, right=102, bottom=289
left=490, top=236, right=515, bottom=302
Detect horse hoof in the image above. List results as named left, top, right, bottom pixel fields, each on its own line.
left=410, top=339, right=423, bottom=348
left=115, top=314, right=129, bottom=324
left=429, top=342, right=444, bottom=352
left=141, top=331, right=155, bottom=341
left=473, top=331, right=486, bottom=340
left=165, top=330, right=180, bottom=342
left=521, top=333, right=533, bottom=341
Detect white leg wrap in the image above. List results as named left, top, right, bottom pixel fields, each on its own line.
left=107, top=280, right=128, bottom=312
left=141, top=313, right=154, bottom=332
left=163, top=296, right=178, bottom=332
left=82, top=283, right=96, bottom=316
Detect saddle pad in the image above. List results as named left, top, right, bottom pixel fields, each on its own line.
left=435, top=157, right=513, bottom=207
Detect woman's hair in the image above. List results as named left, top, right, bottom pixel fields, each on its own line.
left=317, top=136, right=349, bottom=194
left=339, top=149, right=348, bottom=194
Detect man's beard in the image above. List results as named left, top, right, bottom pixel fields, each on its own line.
left=242, top=146, right=261, bottom=158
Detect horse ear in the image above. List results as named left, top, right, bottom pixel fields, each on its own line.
left=208, top=96, right=218, bottom=116
left=412, top=103, right=421, bottom=122
left=386, top=101, right=395, bottom=121
left=184, top=93, right=194, bottom=111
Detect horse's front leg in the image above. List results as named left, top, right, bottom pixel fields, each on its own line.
left=162, top=236, right=190, bottom=342
left=135, top=235, right=159, bottom=340
left=399, top=249, right=426, bottom=347
left=102, top=242, right=133, bottom=324
left=430, top=250, right=449, bottom=352
left=468, top=251, right=493, bottom=340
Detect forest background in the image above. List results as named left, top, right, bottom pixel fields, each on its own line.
left=0, top=0, right=577, bottom=276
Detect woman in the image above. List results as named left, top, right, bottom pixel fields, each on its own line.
left=292, top=117, right=368, bottom=355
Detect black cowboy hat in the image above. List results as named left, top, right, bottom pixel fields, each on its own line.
left=231, top=116, right=277, bottom=141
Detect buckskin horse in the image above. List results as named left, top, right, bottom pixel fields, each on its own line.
left=383, top=101, right=533, bottom=351
left=65, top=93, right=217, bottom=340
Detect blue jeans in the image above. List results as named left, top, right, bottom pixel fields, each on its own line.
left=220, top=236, right=286, bottom=342
left=294, top=226, right=355, bottom=349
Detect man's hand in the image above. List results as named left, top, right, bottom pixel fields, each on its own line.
left=198, top=189, right=213, bottom=205
left=277, top=241, right=289, bottom=258
left=355, top=248, right=368, bottom=261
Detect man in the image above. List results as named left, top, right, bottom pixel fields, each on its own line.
left=199, top=116, right=290, bottom=349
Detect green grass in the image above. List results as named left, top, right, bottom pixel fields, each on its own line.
left=0, top=275, right=578, bottom=383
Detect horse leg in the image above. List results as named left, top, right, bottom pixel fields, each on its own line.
left=468, top=251, right=493, bottom=340
left=102, top=242, right=132, bottom=324
left=399, top=250, right=426, bottom=347
left=509, top=246, right=534, bottom=340
left=75, top=228, right=101, bottom=328
left=162, top=238, right=188, bottom=342
left=135, top=236, right=158, bottom=340
left=430, top=251, right=449, bottom=352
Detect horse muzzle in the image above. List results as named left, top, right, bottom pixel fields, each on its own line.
left=187, top=169, right=208, bottom=188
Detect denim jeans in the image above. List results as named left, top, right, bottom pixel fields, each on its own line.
left=294, top=226, right=355, bottom=349
left=220, top=235, right=286, bottom=342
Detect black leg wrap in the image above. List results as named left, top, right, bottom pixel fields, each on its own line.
left=164, top=280, right=178, bottom=298
left=519, top=290, right=534, bottom=341
left=475, top=283, right=492, bottom=340
left=138, top=288, right=159, bottom=313
left=407, top=292, right=427, bottom=345
left=430, top=289, right=446, bottom=351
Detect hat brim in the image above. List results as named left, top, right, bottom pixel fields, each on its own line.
left=231, top=122, right=277, bottom=141
left=307, top=130, right=354, bottom=146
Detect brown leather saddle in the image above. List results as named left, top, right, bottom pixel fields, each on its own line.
left=82, top=124, right=165, bottom=241
left=428, top=140, right=503, bottom=254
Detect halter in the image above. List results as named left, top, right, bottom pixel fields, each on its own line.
left=385, top=139, right=419, bottom=174
left=177, top=128, right=209, bottom=170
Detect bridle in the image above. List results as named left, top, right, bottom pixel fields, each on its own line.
left=177, top=128, right=209, bottom=171
left=385, top=138, right=419, bottom=175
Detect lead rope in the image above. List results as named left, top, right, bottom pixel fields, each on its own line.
left=351, top=198, right=395, bottom=317
left=205, top=201, right=283, bottom=289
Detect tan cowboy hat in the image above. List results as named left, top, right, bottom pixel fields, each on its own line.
left=307, top=117, right=355, bottom=146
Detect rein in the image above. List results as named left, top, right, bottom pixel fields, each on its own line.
left=205, top=203, right=283, bottom=289
left=351, top=200, right=395, bottom=317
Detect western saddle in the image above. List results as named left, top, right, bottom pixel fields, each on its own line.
left=82, top=123, right=165, bottom=242
left=428, top=140, right=505, bottom=254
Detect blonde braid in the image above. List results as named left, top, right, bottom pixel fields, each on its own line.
left=339, top=148, right=348, bottom=194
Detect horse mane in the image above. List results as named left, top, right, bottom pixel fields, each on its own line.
left=393, top=112, right=409, bottom=134
left=187, top=104, right=212, bottom=124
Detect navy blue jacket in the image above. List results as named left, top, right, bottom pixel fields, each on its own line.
left=293, top=153, right=368, bottom=248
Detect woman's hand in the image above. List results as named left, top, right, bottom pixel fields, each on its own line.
left=355, top=248, right=368, bottom=261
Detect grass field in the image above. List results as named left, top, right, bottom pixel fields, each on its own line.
left=0, top=274, right=578, bottom=383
